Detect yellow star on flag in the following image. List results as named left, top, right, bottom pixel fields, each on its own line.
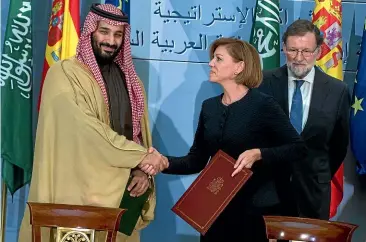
left=352, top=96, right=364, bottom=116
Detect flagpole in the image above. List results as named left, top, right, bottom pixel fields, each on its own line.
left=0, top=182, right=7, bottom=242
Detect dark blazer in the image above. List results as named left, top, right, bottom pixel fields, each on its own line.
left=258, top=65, right=351, bottom=219
left=164, top=89, right=307, bottom=241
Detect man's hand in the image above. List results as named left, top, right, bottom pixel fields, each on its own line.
left=232, top=149, right=261, bottom=177
left=138, top=149, right=161, bottom=175
left=127, top=169, right=150, bottom=197
left=149, top=147, right=169, bottom=171
left=139, top=147, right=169, bottom=175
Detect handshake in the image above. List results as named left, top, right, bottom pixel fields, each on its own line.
left=138, top=147, right=169, bottom=175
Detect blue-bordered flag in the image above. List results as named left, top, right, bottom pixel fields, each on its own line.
left=351, top=20, right=366, bottom=175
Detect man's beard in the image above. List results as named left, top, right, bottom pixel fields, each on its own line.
left=92, top=36, right=122, bottom=65
left=287, top=61, right=313, bottom=79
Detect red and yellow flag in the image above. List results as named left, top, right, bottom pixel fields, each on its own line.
left=312, top=0, right=344, bottom=218
left=38, top=0, right=80, bottom=109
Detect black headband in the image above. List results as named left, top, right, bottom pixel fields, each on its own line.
left=90, top=3, right=129, bottom=23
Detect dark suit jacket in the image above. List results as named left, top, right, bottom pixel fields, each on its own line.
left=258, top=65, right=351, bottom=219
left=164, top=89, right=307, bottom=241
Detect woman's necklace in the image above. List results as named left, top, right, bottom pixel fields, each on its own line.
left=222, top=89, right=249, bottom=106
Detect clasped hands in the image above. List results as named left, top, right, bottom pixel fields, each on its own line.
left=128, top=147, right=168, bottom=197
left=138, top=147, right=169, bottom=176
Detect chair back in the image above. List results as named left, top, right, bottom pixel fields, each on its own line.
left=263, top=216, right=358, bottom=242
left=27, top=202, right=125, bottom=242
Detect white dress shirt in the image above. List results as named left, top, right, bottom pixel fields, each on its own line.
left=288, top=67, right=315, bottom=130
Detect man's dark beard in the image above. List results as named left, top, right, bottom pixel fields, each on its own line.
left=91, top=35, right=122, bottom=65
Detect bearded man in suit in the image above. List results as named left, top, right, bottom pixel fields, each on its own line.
left=259, top=19, right=351, bottom=220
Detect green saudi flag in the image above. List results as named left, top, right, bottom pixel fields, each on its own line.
left=250, top=0, right=280, bottom=70
left=1, top=0, right=33, bottom=195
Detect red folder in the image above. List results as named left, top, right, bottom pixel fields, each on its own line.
left=171, top=150, right=253, bottom=235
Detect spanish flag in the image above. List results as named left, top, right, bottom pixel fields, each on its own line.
left=38, top=0, right=80, bottom=109
left=312, top=0, right=344, bottom=218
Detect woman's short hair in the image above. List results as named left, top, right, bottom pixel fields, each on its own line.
left=209, top=38, right=262, bottom=88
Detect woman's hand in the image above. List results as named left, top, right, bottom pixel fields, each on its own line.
left=139, top=147, right=169, bottom=175
left=232, top=149, right=262, bottom=177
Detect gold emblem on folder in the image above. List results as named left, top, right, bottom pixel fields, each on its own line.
left=207, top=177, right=224, bottom=195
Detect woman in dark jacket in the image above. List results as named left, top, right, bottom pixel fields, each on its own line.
left=144, top=38, right=307, bottom=242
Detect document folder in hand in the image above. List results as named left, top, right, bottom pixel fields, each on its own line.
left=119, top=176, right=151, bottom=236
left=171, top=150, right=253, bottom=235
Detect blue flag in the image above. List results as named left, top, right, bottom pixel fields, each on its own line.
left=105, top=0, right=130, bottom=22
left=351, top=20, right=366, bottom=175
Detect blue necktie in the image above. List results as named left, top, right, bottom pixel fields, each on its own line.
left=290, top=80, right=304, bottom=134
